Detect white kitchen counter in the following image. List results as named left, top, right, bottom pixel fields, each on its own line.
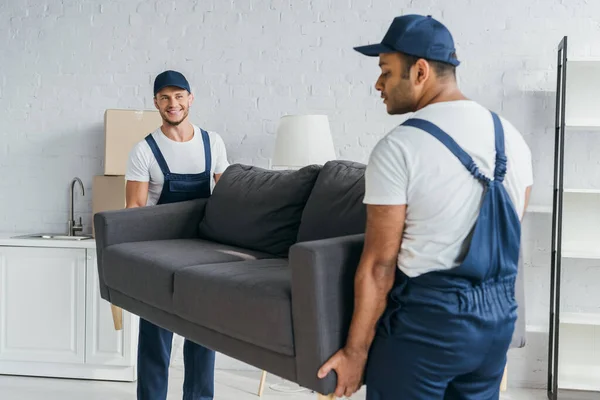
left=0, top=232, right=96, bottom=249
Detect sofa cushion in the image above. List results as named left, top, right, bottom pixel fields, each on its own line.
left=297, top=160, right=367, bottom=242
left=198, top=164, right=321, bottom=257
left=103, top=239, right=277, bottom=313
left=173, top=259, right=294, bottom=356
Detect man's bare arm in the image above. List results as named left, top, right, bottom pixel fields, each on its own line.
left=521, top=185, right=532, bottom=221
left=317, top=204, right=406, bottom=396
left=126, top=181, right=149, bottom=208
left=345, top=204, right=406, bottom=353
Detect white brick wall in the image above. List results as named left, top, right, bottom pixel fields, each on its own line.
left=3, top=0, right=600, bottom=388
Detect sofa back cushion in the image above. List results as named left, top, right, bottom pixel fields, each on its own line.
left=198, top=164, right=321, bottom=257
left=297, top=160, right=367, bottom=242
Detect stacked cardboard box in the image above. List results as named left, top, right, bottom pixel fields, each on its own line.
left=92, top=109, right=162, bottom=236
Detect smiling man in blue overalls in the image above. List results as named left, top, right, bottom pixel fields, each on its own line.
left=318, top=15, right=534, bottom=399
left=125, top=70, right=230, bottom=400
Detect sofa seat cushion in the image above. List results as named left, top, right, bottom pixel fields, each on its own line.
left=103, top=239, right=277, bottom=313
left=173, top=259, right=294, bottom=356
left=198, top=164, right=321, bottom=257
left=297, top=160, right=367, bottom=242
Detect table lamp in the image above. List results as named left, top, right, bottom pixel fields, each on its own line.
left=258, top=115, right=336, bottom=396
left=271, top=115, right=336, bottom=169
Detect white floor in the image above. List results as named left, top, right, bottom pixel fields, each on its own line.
left=0, top=366, right=551, bottom=400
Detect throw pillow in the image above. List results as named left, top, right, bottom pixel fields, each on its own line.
left=198, top=163, right=321, bottom=257
left=296, top=160, right=367, bottom=242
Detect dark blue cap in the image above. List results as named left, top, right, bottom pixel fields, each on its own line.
left=354, top=15, right=460, bottom=66
left=153, top=70, right=191, bottom=95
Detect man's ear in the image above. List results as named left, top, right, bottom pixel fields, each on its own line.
left=414, top=59, right=431, bottom=85
left=188, top=92, right=194, bottom=107
left=153, top=96, right=159, bottom=110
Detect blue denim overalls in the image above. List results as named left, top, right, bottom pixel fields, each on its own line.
left=137, top=129, right=215, bottom=400
left=365, top=111, right=520, bottom=399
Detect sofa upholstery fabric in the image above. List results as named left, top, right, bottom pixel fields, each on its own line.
left=103, top=239, right=276, bottom=312
left=198, top=164, right=321, bottom=257
left=173, top=259, right=294, bottom=356
left=297, top=160, right=367, bottom=243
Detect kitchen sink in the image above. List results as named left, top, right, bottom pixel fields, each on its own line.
left=12, top=233, right=93, bottom=241
left=10, top=177, right=94, bottom=243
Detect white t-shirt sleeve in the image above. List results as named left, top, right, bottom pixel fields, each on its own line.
left=519, top=141, right=534, bottom=187
left=504, top=118, right=534, bottom=188
left=125, top=142, right=151, bottom=182
left=211, top=133, right=230, bottom=174
left=363, top=135, right=410, bottom=205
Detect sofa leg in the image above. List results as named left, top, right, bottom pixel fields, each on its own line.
left=110, top=304, right=123, bottom=331
left=257, top=370, right=267, bottom=397
left=500, top=364, right=508, bottom=392
left=317, top=394, right=335, bottom=399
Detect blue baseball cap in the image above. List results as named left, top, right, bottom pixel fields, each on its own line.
left=153, top=70, right=191, bottom=95
left=354, top=15, right=460, bottom=66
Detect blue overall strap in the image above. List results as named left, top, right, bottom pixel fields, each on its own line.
left=145, top=134, right=171, bottom=175
left=200, top=129, right=212, bottom=173
left=491, top=111, right=507, bottom=183
left=401, top=118, right=491, bottom=184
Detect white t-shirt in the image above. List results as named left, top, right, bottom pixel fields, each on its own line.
left=363, top=100, right=534, bottom=278
left=125, top=125, right=230, bottom=206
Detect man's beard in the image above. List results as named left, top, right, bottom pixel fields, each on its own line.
left=385, top=83, right=415, bottom=115
left=162, top=109, right=188, bottom=126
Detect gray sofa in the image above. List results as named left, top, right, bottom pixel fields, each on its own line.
left=94, top=160, right=526, bottom=397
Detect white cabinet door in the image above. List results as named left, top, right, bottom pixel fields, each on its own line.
left=85, top=250, right=138, bottom=366
left=0, top=246, right=86, bottom=363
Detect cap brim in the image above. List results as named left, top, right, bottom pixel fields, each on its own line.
left=353, top=43, right=396, bottom=57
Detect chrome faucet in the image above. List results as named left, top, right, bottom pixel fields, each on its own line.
left=68, top=177, right=85, bottom=236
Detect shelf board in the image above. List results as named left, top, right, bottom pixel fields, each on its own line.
left=563, top=188, right=600, bottom=194
left=559, top=366, right=600, bottom=392
left=559, top=379, right=600, bottom=393
left=561, top=249, right=600, bottom=260
left=531, top=314, right=600, bottom=331
left=562, top=233, right=600, bottom=258
left=565, top=123, right=600, bottom=131
left=559, top=312, right=600, bottom=326
left=526, top=324, right=548, bottom=333
left=526, top=204, right=553, bottom=214
left=567, top=57, right=600, bottom=64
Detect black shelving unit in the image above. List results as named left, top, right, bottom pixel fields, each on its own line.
left=547, top=35, right=567, bottom=400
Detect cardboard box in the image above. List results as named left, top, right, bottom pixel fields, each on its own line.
left=104, top=109, right=162, bottom=175
left=92, top=175, right=127, bottom=236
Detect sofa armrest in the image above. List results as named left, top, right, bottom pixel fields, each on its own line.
left=93, top=198, right=208, bottom=301
left=511, top=248, right=526, bottom=349
left=289, top=234, right=364, bottom=394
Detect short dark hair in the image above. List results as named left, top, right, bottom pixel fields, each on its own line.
left=400, top=53, right=457, bottom=79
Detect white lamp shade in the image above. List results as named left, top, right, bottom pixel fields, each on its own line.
left=272, top=115, right=336, bottom=168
